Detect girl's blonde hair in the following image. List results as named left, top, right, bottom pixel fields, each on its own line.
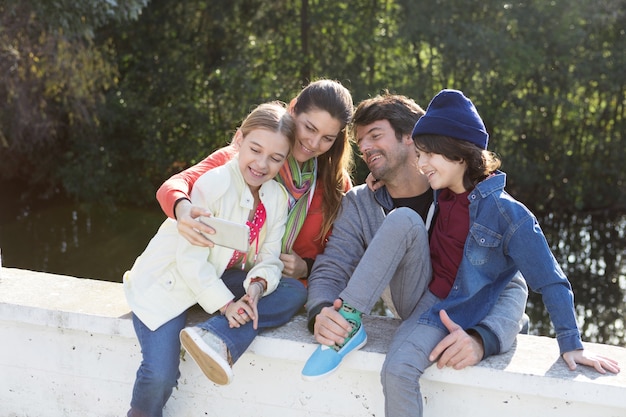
left=240, top=101, right=296, bottom=148
left=413, top=135, right=501, bottom=191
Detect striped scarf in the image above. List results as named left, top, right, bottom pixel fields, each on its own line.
left=276, top=156, right=317, bottom=253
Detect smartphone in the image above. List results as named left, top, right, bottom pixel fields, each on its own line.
left=198, top=216, right=250, bottom=253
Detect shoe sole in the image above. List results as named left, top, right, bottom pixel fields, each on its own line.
left=180, top=328, right=233, bottom=385
left=301, top=333, right=368, bottom=381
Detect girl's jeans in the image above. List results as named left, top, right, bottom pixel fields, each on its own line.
left=129, top=270, right=307, bottom=417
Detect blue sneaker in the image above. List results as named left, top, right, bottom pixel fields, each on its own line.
left=301, top=325, right=367, bottom=380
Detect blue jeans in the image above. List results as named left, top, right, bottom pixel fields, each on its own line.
left=129, top=270, right=306, bottom=417
left=381, top=290, right=445, bottom=417
left=336, top=208, right=439, bottom=417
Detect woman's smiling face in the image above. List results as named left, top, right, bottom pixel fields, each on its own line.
left=290, top=108, right=342, bottom=164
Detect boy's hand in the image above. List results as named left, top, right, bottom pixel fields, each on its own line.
left=429, top=309, right=484, bottom=369
left=365, top=172, right=385, bottom=192
left=562, top=349, right=620, bottom=374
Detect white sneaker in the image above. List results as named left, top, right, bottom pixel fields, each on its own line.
left=180, top=327, right=234, bottom=385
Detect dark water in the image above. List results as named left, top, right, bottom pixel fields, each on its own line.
left=0, top=195, right=165, bottom=282
left=1, top=194, right=624, bottom=347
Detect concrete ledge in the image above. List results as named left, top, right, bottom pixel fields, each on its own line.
left=1, top=268, right=624, bottom=417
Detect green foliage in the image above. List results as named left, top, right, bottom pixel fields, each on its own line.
left=396, top=0, right=625, bottom=214
left=1, top=0, right=624, bottom=217
left=0, top=0, right=146, bottom=199
left=28, top=0, right=148, bottom=39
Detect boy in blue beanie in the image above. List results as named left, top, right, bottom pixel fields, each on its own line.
left=379, top=89, right=618, bottom=416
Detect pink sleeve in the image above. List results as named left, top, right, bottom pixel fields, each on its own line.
left=156, top=145, right=238, bottom=218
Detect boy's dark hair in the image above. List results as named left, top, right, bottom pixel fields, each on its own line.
left=350, top=93, right=425, bottom=142
left=414, top=135, right=501, bottom=190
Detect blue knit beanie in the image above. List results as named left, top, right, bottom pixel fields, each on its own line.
left=411, top=89, right=489, bottom=149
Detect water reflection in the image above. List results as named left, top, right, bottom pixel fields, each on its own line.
left=0, top=199, right=624, bottom=347
left=0, top=199, right=164, bottom=282
left=527, top=212, right=625, bottom=346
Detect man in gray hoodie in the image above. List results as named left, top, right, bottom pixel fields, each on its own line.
left=302, top=93, right=528, bottom=382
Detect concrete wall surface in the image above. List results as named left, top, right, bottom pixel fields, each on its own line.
left=0, top=267, right=625, bottom=417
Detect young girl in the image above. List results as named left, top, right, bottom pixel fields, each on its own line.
left=380, top=89, right=620, bottom=416
left=123, top=102, right=307, bottom=417
left=156, top=79, right=354, bottom=286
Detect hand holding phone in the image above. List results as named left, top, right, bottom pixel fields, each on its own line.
left=198, top=216, right=250, bottom=252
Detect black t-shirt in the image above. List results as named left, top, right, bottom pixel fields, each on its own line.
left=391, top=189, right=434, bottom=223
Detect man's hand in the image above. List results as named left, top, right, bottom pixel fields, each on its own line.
left=313, top=299, right=351, bottom=346
left=175, top=200, right=215, bottom=247
left=429, top=309, right=484, bottom=369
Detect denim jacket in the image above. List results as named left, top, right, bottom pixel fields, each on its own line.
left=419, top=171, right=583, bottom=354
left=308, top=183, right=528, bottom=357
